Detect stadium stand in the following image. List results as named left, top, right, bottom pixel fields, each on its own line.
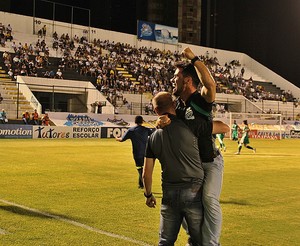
left=0, top=11, right=299, bottom=124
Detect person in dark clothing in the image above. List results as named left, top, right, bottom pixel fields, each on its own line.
left=171, top=47, right=224, bottom=246
left=143, top=92, right=204, bottom=246
left=116, top=115, right=153, bottom=189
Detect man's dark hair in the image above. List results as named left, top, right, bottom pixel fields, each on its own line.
left=175, top=61, right=201, bottom=87
left=135, top=115, right=144, bottom=124
left=243, top=120, right=248, bottom=125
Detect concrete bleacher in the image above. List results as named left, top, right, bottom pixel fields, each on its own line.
left=36, top=56, right=92, bottom=82
left=115, top=91, right=152, bottom=115
left=0, top=78, right=34, bottom=119
left=242, top=67, right=266, bottom=82
left=252, top=100, right=300, bottom=119
left=253, top=81, right=283, bottom=97
left=0, top=11, right=299, bottom=121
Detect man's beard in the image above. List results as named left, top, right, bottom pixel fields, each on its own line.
left=172, top=83, right=184, bottom=97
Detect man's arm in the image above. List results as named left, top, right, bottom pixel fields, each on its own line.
left=182, top=47, right=216, bottom=103
left=142, top=157, right=156, bottom=208
left=212, top=121, right=230, bottom=134
left=115, top=129, right=130, bottom=142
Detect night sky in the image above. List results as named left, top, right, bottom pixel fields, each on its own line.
left=217, top=0, right=300, bottom=89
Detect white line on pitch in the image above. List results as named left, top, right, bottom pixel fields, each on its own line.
left=0, top=199, right=152, bottom=246
left=0, top=228, right=9, bottom=235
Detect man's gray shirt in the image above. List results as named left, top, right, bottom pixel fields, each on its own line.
left=145, top=115, right=204, bottom=188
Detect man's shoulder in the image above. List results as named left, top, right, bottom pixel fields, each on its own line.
left=149, top=128, right=163, bottom=141
left=188, top=92, right=213, bottom=117
left=190, top=92, right=212, bottom=106
left=136, top=125, right=150, bottom=131
left=126, top=126, right=136, bottom=132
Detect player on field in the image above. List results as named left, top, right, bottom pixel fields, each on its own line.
left=231, top=120, right=240, bottom=141
left=116, top=115, right=153, bottom=189
left=216, top=133, right=226, bottom=152
left=235, top=120, right=256, bottom=155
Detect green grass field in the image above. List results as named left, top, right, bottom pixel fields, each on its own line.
left=0, top=138, right=299, bottom=245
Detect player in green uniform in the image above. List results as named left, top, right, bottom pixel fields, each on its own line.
left=235, top=120, right=256, bottom=155
left=231, top=120, right=239, bottom=141
left=216, top=133, right=226, bottom=152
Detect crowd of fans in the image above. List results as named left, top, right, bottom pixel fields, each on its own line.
left=0, top=23, right=13, bottom=47
left=0, top=23, right=298, bottom=115
left=21, top=109, right=50, bottom=125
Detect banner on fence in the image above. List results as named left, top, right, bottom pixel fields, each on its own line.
left=101, top=127, right=129, bottom=139
left=32, top=126, right=72, bottom=139
left=72, top=126, right=101, bottom=138
left=0, top=125, right=32, bottom=139
left=290, top=129, right=300, bottom=139
left=137, top=20, right=178, bottom=44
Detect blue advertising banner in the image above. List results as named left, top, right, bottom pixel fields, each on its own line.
left=137, top=21, right=156, bottom=41
left=0, top=125, right=33, bottom=139
left=137, top=20, right=178, bottom=45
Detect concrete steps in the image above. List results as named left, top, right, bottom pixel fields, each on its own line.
left=116, top=66, right=138, bottom=84
left=0, top=66, right=34, bottom=118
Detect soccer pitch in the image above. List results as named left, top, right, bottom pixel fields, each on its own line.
left=0, top=138, right=299, bottom=245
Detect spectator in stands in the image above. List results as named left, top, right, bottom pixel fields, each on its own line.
left=22, top=111, right=30, bottom=124
left=43, top=71, right=50, bottom=78
left=6, top=24, right=12, bottom=34
left=0, top=23, right=5, bottom=33
left=8, top=69, right=14, bottom=79
left=28, top=43, right=34, bottom=54
left=11, top=41, right=17, bottom=52
left=241, top=67, right=245, bottom=77
left=5, top=31, right=13, bottom=41
left=55, top=69, right=63, bottom=79
left=0, top=93, right=3, bottom=103
left=32, top=109, right=39, bottom=125
left=20, top=64, right=28, bottom=76
left=53, top=31, right=58, bottom=40
left=0, top=32, right=5, bottom=47
left=37, top=28, right=43, bottom=38
left=42, top=113, right=50, bottom=126
left=58, top=58, right=66, bottom=70
left=0, top=109, right=8, bottom=123
left=42, top=25, right=47, bottom=37
left=49, top=70, right=55, bottom=78
left=74, top=34, right=79, bottom=43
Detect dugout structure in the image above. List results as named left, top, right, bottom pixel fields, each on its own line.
left=228, top=112, right=283, bottom=140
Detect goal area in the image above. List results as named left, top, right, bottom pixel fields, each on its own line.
left=227, top=112, right=283, bottom=140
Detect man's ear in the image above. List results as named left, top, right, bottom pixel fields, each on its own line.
left=184, top=76, right=191, bottom=84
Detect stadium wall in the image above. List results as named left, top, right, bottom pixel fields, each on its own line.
left=1, top=123, right=299, bottom=140
left=17, top=76, right=114, bottom=114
